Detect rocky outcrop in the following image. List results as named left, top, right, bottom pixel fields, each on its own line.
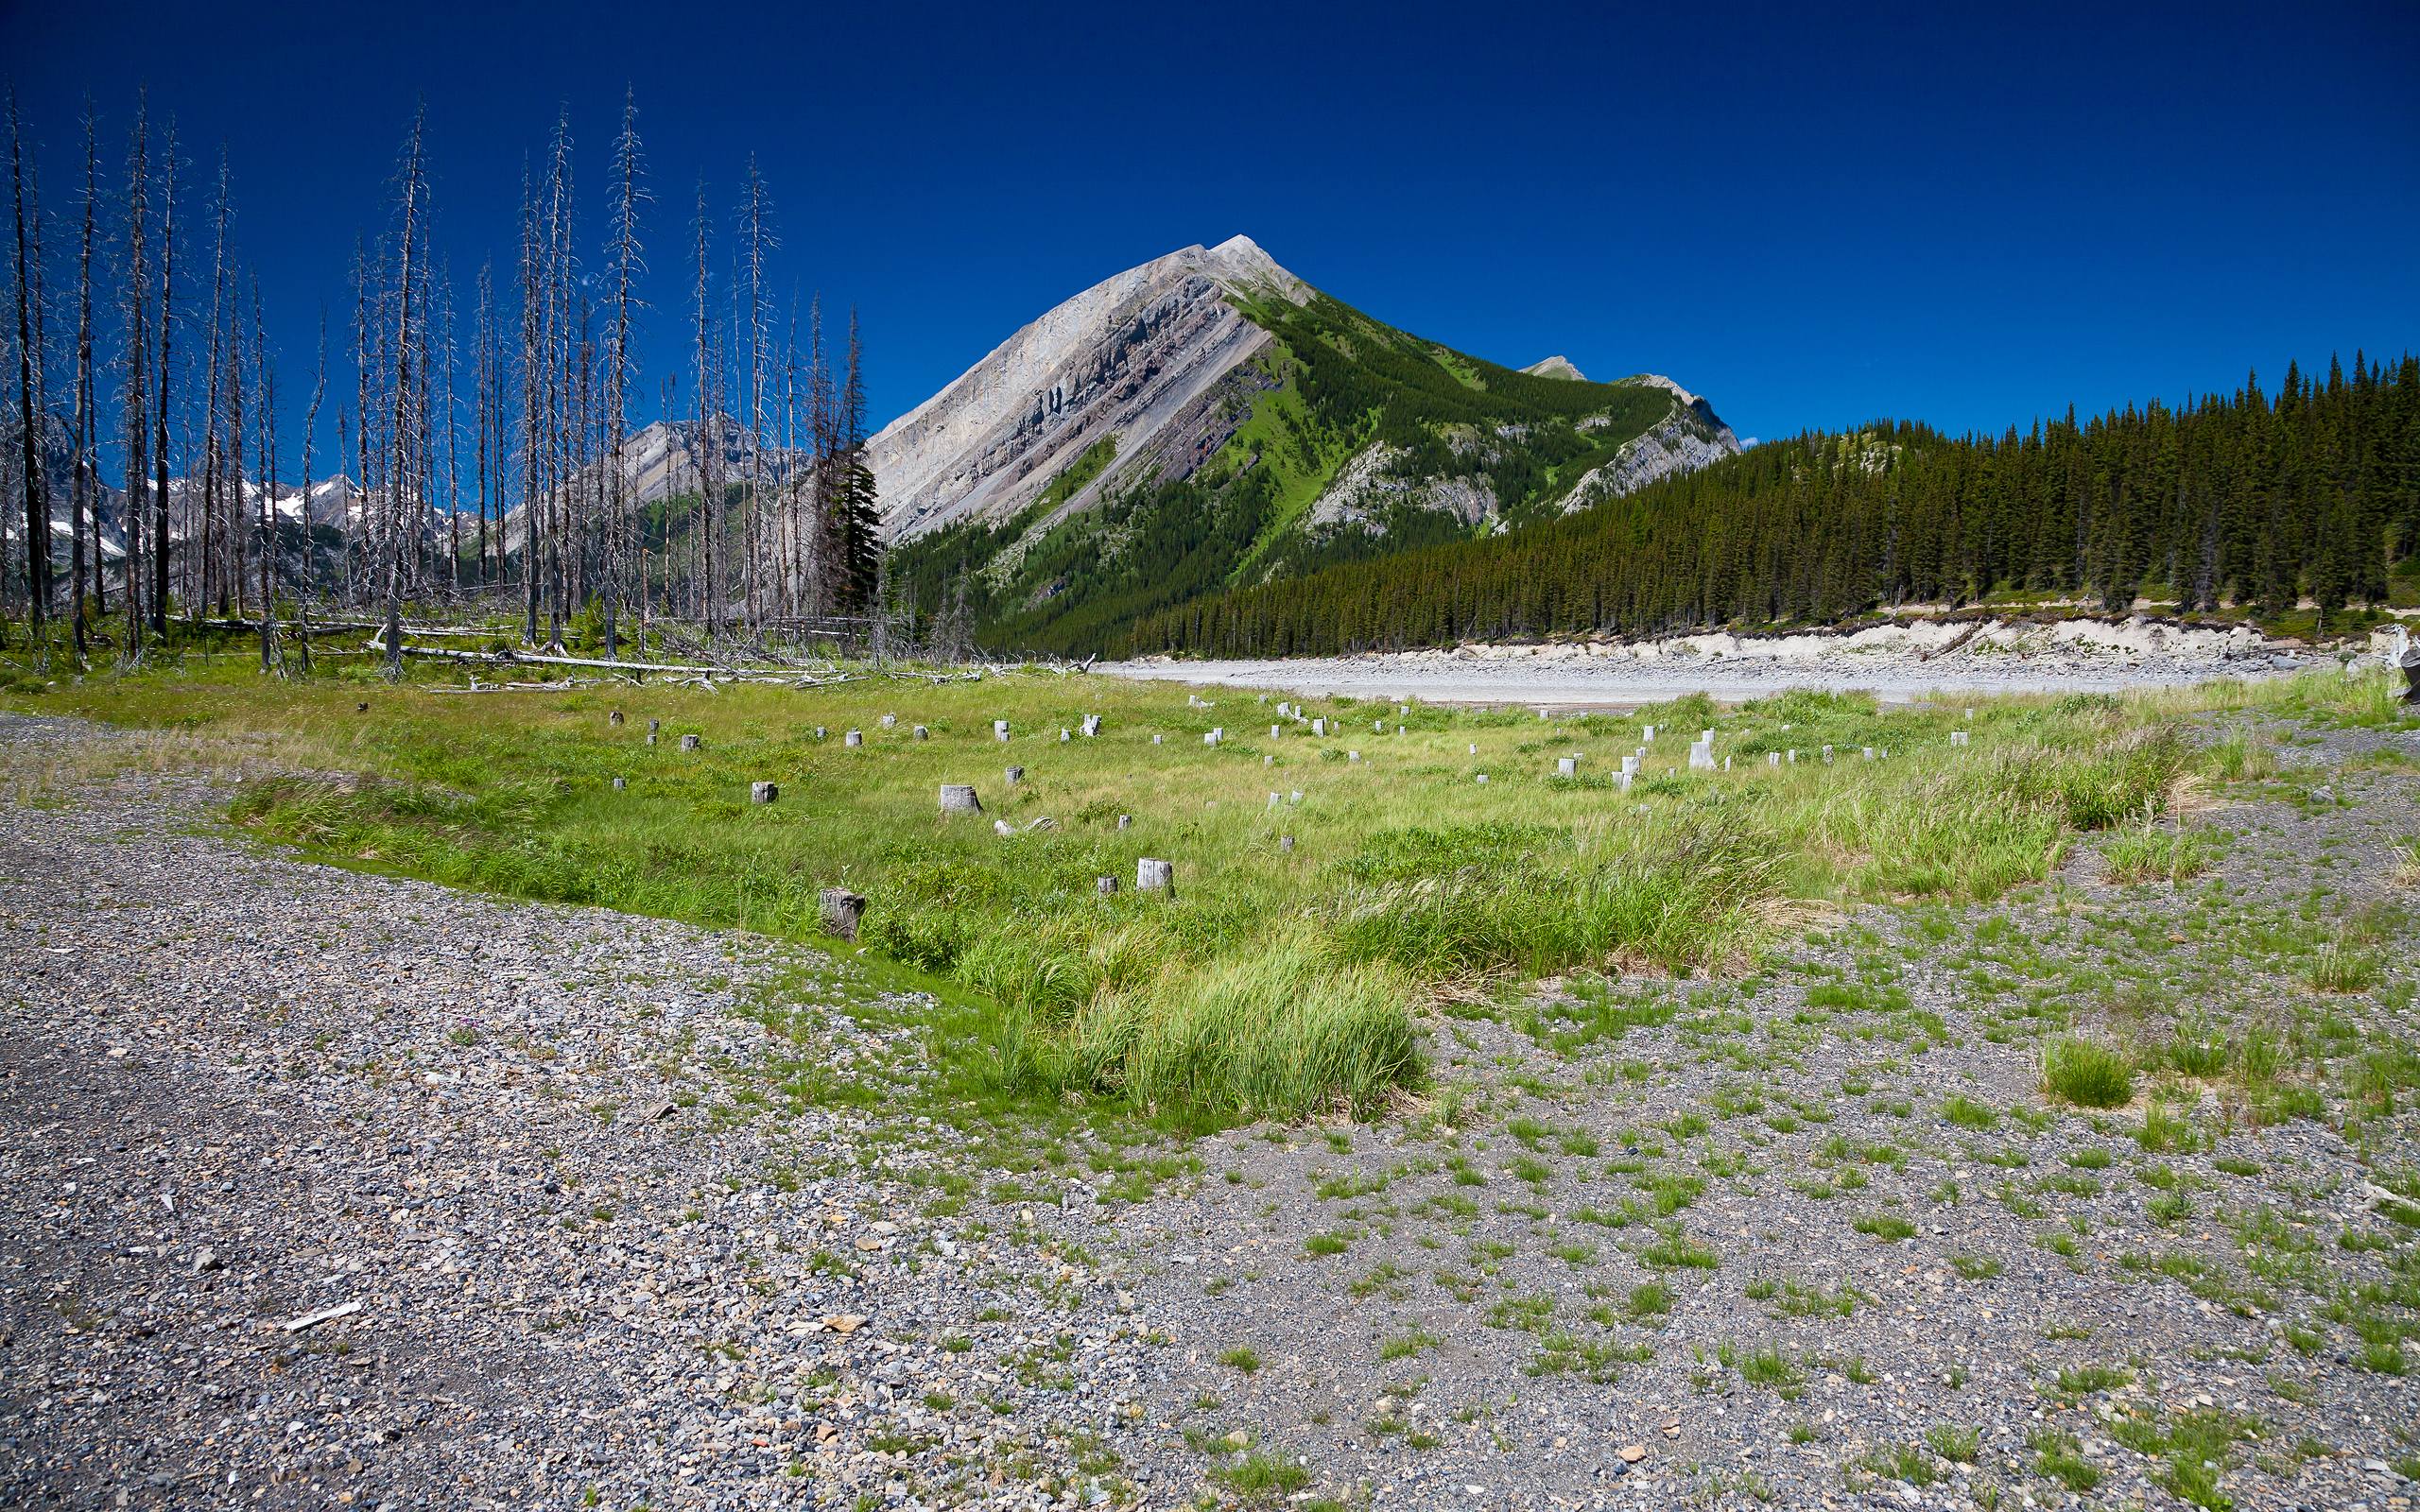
left=1563, top=377, right=1743, bottom=507
left=1520, top=355, right=1587, bottom=381
left=1305, top=442, right=1498, bottom=531
left=870, top=236, right=1308, bottom=542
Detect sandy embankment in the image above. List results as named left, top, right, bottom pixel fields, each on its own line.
left=1100, top=617, right=2375, bottom=709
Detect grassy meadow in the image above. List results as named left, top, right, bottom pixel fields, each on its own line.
left=4, top=632, right=2409, bottom=1128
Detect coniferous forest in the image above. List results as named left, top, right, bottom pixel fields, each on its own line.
left=1132, top=355, right=2420, bottom=657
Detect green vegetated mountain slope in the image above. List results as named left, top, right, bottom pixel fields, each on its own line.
left=882, top=242, right=1737, bottom=657
left=1132, top=353, right=2420, bottom=656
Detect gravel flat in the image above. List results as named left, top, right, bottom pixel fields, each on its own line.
left=1099, top=639, right=2334, bottom=709
left=0, top=714, right=1152, bottom=1511
left=4, top=708, right=2415, bottom=1511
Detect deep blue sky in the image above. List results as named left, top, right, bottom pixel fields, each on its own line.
left=9, top=0, right=2417, bottom=456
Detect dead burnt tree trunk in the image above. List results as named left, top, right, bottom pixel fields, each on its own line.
left=148, top=118, right=177, bottom=637
left=381, top=109, right=427, bottom=680
left=9, top=90, right=49, bottom=649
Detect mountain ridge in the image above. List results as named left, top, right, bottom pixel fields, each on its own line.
left=876, top=236, right=1742, bottom=655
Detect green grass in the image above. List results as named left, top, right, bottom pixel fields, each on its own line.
left=2041, top=1036, right=2135, bottom=1108
left=2102, top=820, right=2217, bottom=885
left=9, top=634, right=2372, bottom=1132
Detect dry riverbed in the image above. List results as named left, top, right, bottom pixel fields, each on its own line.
left=1101, top=617, right=2356, bottom=709
left=2, top=708, right=2415, bottom=1510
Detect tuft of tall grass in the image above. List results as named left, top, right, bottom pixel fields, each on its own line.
left=1044, top=940, right=1423, bottom=1123
left=2041, top=1036, right=2135, bottom=1108
left=1324, top=813, right=1779, bottom=976
left=2101, top=813, right=2216, bottom=886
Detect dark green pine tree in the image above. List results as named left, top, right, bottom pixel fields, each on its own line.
left=828, top=308, right=883, bottom=613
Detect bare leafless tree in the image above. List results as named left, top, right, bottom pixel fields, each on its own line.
left=148, top=116, right=177, bottom=636
left=69, top=103, right=97, bottom=652
left=380, top=108, right=426, bottom=679
left=9, top=89, right=50, bottom=649
left=120, top=95, right=149, bottom=651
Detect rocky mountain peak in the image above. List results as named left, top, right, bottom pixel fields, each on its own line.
left=1521, top=355, right=1587, bottom=381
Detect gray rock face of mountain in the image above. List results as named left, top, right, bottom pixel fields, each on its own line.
left=1562, top=377, right=1744, bottom=507
left=869, top=236, right=1308, bottom=543
left=1521, top=355, right=1587, bottom=381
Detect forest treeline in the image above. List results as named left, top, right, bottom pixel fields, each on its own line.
left=1131, top=354, right=2420, bottom=656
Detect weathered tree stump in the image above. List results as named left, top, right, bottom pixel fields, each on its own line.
left=1279, top=834, right=1295, bottom=853
left=940, top=784, right=982, bottom=815
left=751, top=782, right=778, bottom=804
left=612, top=777, right=627, bottom=790
left=994, top=720, right=1011, bottom=742
left=1116, top=814, right=1132, bottom=830
left=993, top=818, right=1016, bottom=836
left=680, top=733, right=701, bottom=751
left=844, top=730, right=863, bottom=747
left=1004, top=765, right=1024, bottom=784
left=1097, top=875, right=1118, bottom=895
left=1557, top=757, right=1577, bottom=776
left=648, top=718, right=662, bottom=736
left=820, top=887, right=866, bottom=941
left=913, top=725, right=929, bottom=740
left=879, top=713, right=897, bottom=729
left=610, top=711, right=626, bottom=727
left=1136, top=858, right=1173, bottom=893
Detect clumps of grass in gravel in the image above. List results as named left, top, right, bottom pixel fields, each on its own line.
left=1718, top=1341, right=1806, bottom=1397
left=2305, top=934, right=2383, bottom=993
left=2042, top=1036, right=2135, bottom=1108
left=1942, top=1093, right=1998, bottom=1129
left=2102, top=813, right=2218, bottom=885
left=2111, top=1406, right=2259, bottom=1509
left=1208, top=1452, right=1310, bottom=1501
left=1851, top=1211, right=1916, bottom=1244
left=1637, top=1225, right=1720, bottom=1270
left=1378, top=1329, right=1441, bottom=1361
left=2030, top=1429, right=2102, bottom=1491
